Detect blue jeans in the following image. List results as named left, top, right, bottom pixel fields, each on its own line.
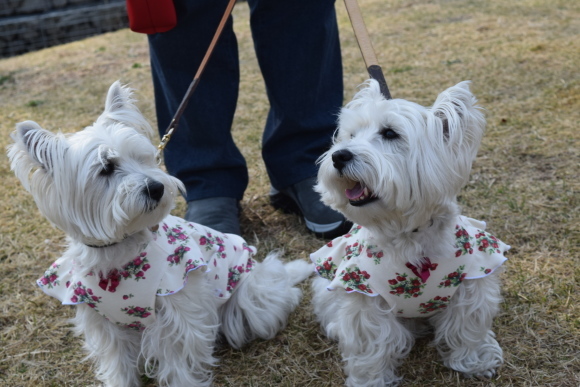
left=148, top=0, right=343, bottom=201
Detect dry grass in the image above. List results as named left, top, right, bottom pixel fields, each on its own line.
left=0, top=0, right=578, bottom=385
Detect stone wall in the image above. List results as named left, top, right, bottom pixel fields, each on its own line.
left=0, top=0, right=128, bottom=58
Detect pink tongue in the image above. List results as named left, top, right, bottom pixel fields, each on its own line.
left=345, top=182, right=364, bottom=200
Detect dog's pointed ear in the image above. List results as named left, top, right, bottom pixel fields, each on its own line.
left=430, top=82, right=486, bottom=186
left=8, top=121, right=66, bottom=190
left=97, top=81, right=154, bottom=139
left=12, top=121, right=57, bottom=168
left=431, top=81, right=484, bottom=143
left=105, top=80, right=134, bottom=114
left=348, top=79, right=387, bottom=106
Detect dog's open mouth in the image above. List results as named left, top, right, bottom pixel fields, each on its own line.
left=346, top=181, right=378, bottom=206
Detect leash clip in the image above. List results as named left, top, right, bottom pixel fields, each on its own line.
left=157, top=127, right=174, bottom=152
left=156, top=126, right=174, bottom=164
left=154, top=0, right=236, bottom=164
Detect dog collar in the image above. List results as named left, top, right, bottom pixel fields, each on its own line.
left=84, top=225, right=160, bottom=248
left=85, top=241, right=120, bottom=249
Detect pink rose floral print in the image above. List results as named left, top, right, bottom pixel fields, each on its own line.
left=120, top=252, right=151, bottom=281
left=226, top=258, right=256, bottom=293
left=479, top=266, right=493, bottom=274
left=182, top=258, right=203, bottom=280
left=418, top=296, right=451, bottom=314
left=199, top=232, right=227, bottom=259
left=342, top=224, right=363, bottom=239
left=34, top=215, right=264, bottom=329
left=310, top=216, right=509, bottom=318
left=69, top=281, right=101, bottom=308
left=121, top=305, right=153, bottom=319
left=455, top=225, right=474, bottom=256
left=365, top=245, right=384, bottom=265
left=340, top=267, right=373, bottom=294
left=388, top=273, right=425, bottom=298
left=167, top=245, right=191, bottom=266
left=344, top=241, right=364, bottom=261
left=438, top=265, right=467, bottom=288
left=124, top=321, right=146, bottom=331
left=314, top=257, right=338, bottom=280
left=39, top=263, right=60, bottom=289
left=475, top=231, right=502, bottom=254
left=163, top=223, right=189, bottom=244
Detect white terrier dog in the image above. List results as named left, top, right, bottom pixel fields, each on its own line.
left=310, top=79, right=509, bottom=386
left=8, top=81, right=312, bottom=387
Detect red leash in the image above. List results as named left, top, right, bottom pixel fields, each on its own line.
left=157, top=0, right=238, bottom=155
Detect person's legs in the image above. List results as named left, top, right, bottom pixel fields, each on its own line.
left=248, top=0, right=350, bottom=238
left=148, top=0, right=245, bottom=234
left=148, top=0, right=248, bottom=203
left=248, top=0, right=343, bottom=188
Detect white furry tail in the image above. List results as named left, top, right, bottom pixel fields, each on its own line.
left=283, top=257, right=314, bottom=285
left=218, top=252, right=311, bottom=349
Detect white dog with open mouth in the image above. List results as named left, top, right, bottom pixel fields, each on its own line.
left=310, top=79, right=509, bottom=386
left=8, top=81, right=312, bottom=387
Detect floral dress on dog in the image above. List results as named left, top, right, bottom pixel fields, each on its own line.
left=37, top=215, right=256, bottom=331
left=311, top=216, right=509, bottom=318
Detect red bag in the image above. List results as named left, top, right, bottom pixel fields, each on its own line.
left=126, top=0, right=177, bottom=34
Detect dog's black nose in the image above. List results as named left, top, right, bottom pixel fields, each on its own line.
left=332, top=149, right=353, bottom=171
left=145, top=179, right=165, bottom=202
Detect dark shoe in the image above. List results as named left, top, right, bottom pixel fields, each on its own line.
left=185, top=197, right=241, bottom=235
left=270, top=177, right=352, bottom=239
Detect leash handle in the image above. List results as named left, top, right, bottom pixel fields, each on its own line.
left=157, top=0, right=237, bottom=157
left=343, top=0, right=392, bottom=99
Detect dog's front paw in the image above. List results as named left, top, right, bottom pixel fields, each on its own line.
left=468, top=347, right=502, bottom=380
left=473, top=367, right=498, bottom=381
left=445, top=338, right=503, bottom=380
left=346, top=373, right=402, bottom=387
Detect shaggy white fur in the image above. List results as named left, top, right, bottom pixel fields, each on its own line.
left=8, top=81, right=312, bottom=386
left=312, top=79, right=505, bottom=386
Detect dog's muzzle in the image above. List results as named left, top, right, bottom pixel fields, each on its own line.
left=331, top=149, right=379, bottom=207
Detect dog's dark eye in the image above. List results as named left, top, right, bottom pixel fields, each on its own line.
left=100, top=161, right=116, bottom=176
left=380, top=127, right=399, bottom=140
